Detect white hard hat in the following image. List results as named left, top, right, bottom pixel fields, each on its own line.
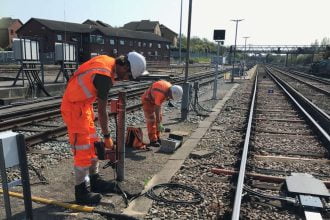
left=170, top=85, right=183, bottom=101
left=127, top=52, right=149, bottom=79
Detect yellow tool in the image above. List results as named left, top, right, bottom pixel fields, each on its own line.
left=0, top=189, right=137, bottom=219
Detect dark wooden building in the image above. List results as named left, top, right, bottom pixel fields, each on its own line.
left=17, top=18, right=171, bottom=63
left=160, top=24, right=178, bottom=48
left=123, top=20, right=178, bottom=48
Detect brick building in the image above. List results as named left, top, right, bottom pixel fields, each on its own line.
left=123, top=20, right=178, bottom=48
left=0, top=17, right=23, bottom=49
left=17, top=18, right=171, bottom=63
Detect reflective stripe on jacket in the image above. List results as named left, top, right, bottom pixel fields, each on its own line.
left=62, top=55, right=116, bottom=104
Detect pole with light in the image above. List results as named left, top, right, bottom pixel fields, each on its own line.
left=212, top=29, right=225, bottom=99
left=230, top=19, right=244, bottom=83
left=243, top=36, right=249, bottom=72
left=181, top=0, right=192, bottom=120
left=179, top=0, right=183, bottom=64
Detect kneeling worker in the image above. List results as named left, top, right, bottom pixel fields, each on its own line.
left=61, top=52, right=147, bottom=204
left=141, top=80, right=183, bottom=147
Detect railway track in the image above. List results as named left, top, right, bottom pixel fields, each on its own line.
left=0, top=69, right=223, bottom=146
left=229, top=66, right=330, bottom=219
left=268, top=66, right=330, bottom=116
left=145, top=65, right=330, bottom=219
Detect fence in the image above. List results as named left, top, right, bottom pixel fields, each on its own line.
left=0, top=51, right=56, bottom=65
left=0, top=51, right=15, bottom=64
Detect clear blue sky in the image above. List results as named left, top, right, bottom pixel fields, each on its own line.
left=2, top=0, right=330, bottom=46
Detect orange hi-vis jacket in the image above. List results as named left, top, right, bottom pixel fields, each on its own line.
left=142, top=80, right=172, bottom=106
left=62, top=55, right=116, bottom=105
left=141, top=80, right=172, bottom=142
left=61, top=55, right=116, bottom=168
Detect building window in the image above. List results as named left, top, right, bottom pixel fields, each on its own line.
left=129, top=41, right=133, bottom=46
left=90, top=35, right=97, bottom=43
left=149, top=42, right=153, bottom=48
left=155, top=51, right=158, bottom=56
left=71, top=37, right=78, bottom=42
left=110, top=39, right=115, bottom=45
left=140, top=51, right=144, bottom=55
left=138, top=42, right=141, bottom=47
left=57, top=34, right=62, bottom=41
left=96, top=35, right=104, bottom=44
left=148, top=51, right=152, bottom=56
left=142, top=42, right=146, bottom=47
left=10, top=29, right=14, bottom=34
left=166, top=44, right=169, bottom=49
left=120, top=40, right=125, bottom=45
left=158, top=43, right=161, bottom=49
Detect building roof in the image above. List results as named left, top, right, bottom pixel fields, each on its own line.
left=160, top=24, right=178, bottom=36
left=0, top=17, right=23, bottom=29
left=83, top=19, right=112, bottom=28
left=26, top=18, right=94, bottom=33
left=98, top=26, right=170, bottom=42
left=123, top=20, right=159, bottom=31
left=19, top=18, right=170, bottom=42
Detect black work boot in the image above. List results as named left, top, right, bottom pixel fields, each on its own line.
left=149, top=141, right=160, bottom=147
left=75, top=182, right=102, bottom=205
left=90, top=174, right=117, bottom=193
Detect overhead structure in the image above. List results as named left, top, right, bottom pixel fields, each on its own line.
left=233, top=45, right=329, bottom=54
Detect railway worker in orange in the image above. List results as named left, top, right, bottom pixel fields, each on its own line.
left=61, top=52, right=148, bottom=205
left=141, top=80, right=183, bottom=147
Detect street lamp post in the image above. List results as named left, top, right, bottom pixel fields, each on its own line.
left=181, top=0, right=193, bottom=121
left=212, top=41, right=220, bottom=99
left=179, top=0, right=183, bottom=64
left=243, top=36, right=250, bottom=73
left=230, top=19, right=244, bottom=83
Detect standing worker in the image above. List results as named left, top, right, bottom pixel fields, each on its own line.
left=141, top=80, right=183, bottom=147
left=61, top=52, right=147, bottom=205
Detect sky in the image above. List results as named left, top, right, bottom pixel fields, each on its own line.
left=1, top=0, right=330, bottom=46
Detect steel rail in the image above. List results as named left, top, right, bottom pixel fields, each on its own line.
left=290, top=70, right=330, bottom=85
left=231, top=66, right=259, bottom=220
left=270, top=67, right=330, bottom=96
left=265, top=67, right=330, bottom=147
left=232, top=65, right=330, bottom=219
left=25, top=103, right=143, bottom=146
left=0, top=70, right=217, bottom=120
left=24, top=73, right=223, bottom=146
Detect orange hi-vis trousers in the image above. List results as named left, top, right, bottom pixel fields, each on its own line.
left=61, top=101, right=100, bottom=183
left=142, top=99, right=162, bottom=142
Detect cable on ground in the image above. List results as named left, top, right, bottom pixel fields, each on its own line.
left=243, top=185, right=296, bottom=204
left=130, top=183, right=204, bottom=205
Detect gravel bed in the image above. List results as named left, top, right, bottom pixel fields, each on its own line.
left=253, top=134, right=327, bottom=155
left=273, top=71, right=330, bottom=114
left=239, top=67, right=329, bottom=219
left=251, top=159, right=330, bottom=180
left=145, top=80, right=253, bottom=219
left=240, top=200, right=296, bottom=220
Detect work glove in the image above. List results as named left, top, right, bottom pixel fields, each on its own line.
left=157, top=123, right=165, bottom=132
left=104, top=137, right=114, bottom=149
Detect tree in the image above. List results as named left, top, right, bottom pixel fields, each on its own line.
left=321, top=37, right=330, bottom=46
left=179, top=35, right=224, bottom=55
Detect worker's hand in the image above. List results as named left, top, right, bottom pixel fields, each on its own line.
left=104, top=137, right=114, bottom=149
left=157, top=123, right=165, bottom=132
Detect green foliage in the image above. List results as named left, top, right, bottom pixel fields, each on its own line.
left=178, top=34, right=224, bottom=54
left=190, top=57, right=211, bottom=63
left=321, top=37, right=330, bottom=46
left=0, top=47, right=4, bottom=51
